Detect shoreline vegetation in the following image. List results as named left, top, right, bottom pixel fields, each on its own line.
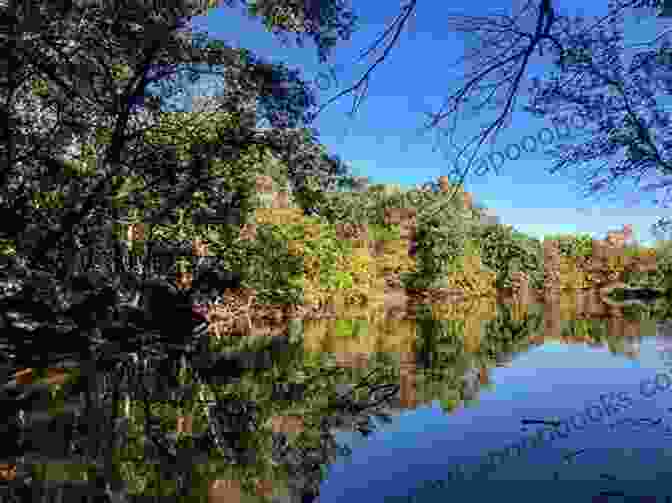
left=3, top=175, right=670, bottom=499
left=142, top=174, right=668, bottom=336
left=4, top=174, right=667, bottom=333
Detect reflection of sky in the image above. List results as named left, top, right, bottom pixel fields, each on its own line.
left=319, top=333, right=672, bottom=502
left=157, top=4, right=672, bottom=500
left=656, top=321, right=672, bottom=357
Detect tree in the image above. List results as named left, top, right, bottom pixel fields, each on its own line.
left=518, top=2, right=672, bottom=235
left=400, top=0, right=672, bottom=229
left=0, top=0, right=354, bottom=396
left=0, top=0, right=356, bottom=282
left=300, top=0, right=670, bottom=227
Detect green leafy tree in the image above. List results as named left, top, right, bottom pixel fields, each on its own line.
left=474, top=224, right=544, bottom=291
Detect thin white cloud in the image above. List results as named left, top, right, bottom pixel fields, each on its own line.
left=487, top=206, right=665, bottom=245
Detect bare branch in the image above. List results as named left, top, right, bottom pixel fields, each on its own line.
left=312, top=0, right=417, bottom=120
left=408, top=0, right=572, bottom=221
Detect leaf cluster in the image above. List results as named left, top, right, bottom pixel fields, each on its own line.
left=473, top=224, right=544, bottom=291
left=544, top=233, right=594, bottom=258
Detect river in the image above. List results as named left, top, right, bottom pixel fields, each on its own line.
left=2, top=297, right=671, bottom=503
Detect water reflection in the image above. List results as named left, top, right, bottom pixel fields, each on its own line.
left=0, top=290, right=669, bottom=502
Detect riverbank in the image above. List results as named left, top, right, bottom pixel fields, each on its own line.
left=205, top=281, right=668, bottom=340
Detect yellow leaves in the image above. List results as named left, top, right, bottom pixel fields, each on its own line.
left=461, top=254, right=484, bottom=271
left=558, top=267, right=591, bottom=290
left=442, top=269, right=496, bottom=298
left=337, top=248, right=375, bottom=305
left=302, top=220, right=323, bottom=241
left=303, top=279, right=329, bottom=308
left=0, top=239, right=16, bottom=256
left=255, top=3, right=306, bottom=33
left=607, top=255, right=626, bottom=269
left=431, top=296, right=496, bottom=321
left=61, top=143, right=100, bottom=178
left=440, top=250, right=496, bottom=298
left=550, top=247, right=661, bottom=290
left=110, top=62, right=132, bottom=83
left=61, top=158, right=88, bottom=178
left=31, top=190, right=65, bottom=210
left=375, top=239, right=416, bottom=277
left=187, top=0, right=222, bottom=16
left=287, top=239, right=305, bottom=256
left=30, top=77, right=50, bottom=98
left=303, top=255, right=321, bottom=277
left=254, top=208, right=304, bottom=226
left=94, top=126, right=113, bottom=147
left=110, top=175, right=146, bottom=209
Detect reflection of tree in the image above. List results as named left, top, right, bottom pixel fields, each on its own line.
left=561, top=318, right=609, bottom=343
left=430, top=305, right=541, bottom=411
left=413, top=316, right=482, bottom=413
left=51, top=329, right=402, bottom=500
left=12, top=284, right=668, bottom=501
left=408, top=303, right=547, bottom=414
left=605, top=334, right=630, bottom=357
left=650, top=296, right=672, bottom=321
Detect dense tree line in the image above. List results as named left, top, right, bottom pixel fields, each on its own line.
left=3, top=0, right=672, bottom=500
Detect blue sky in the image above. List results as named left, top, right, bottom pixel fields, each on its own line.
left=173, top=0, right=672, bottom=247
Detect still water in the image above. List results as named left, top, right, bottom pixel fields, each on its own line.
left=320, top=316, right=672, bottom=503
left=4, top=300, right=672, bottom=502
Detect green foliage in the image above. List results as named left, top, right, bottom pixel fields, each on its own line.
left=32, top=463, right=93, bottom=483
left=142, top=111, right=240, bottom=162
left=237, top=210, right=362, bottom=305
left=400, top=212, right=468, bottom=290
left=367, top=223, right=401, bottom=241
left=292, top=175, right=330, bottom=216
left=30, top=77, right=50, bottom=98
left=474, top=224, right=544, bottom=291
left=310, top=190, right=378, bottom=225
left=110, top=62, right=132, bottom=83
left=0, top=239, right=16, bottom=256
left=439, top=392, right=462, bottom=413
left=308, top=229, right=354, bottom=291
left=647, top=239, right=672, bottom=294
left=242, top=223, right=306, bottom=305
left=561, top=318, right=609, bottom=341
left=31, top=190, right=66, bottom=210
left=333, top=318, right=368, bottom=338
left=305, top=181, right=412, bottom=228
left=245, top=0, right=358, bottom=63
left=544, top=232, right=594, bottom=257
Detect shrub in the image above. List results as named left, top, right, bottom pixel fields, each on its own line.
left=474, top=224, right=544, bottom=291
left=545, top=232, right=594, bottom=258
left=335, top=246, right=375, bottom=306
left=400, top=212, right=468, bottom=290
left=441, top=239, right=497, bottom=297
left=240, top=222, right=305, bottom=305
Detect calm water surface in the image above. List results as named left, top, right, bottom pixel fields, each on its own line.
left=317, top=317, right=672, bottom=503
left=6, top=302, right=672, bottom=503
